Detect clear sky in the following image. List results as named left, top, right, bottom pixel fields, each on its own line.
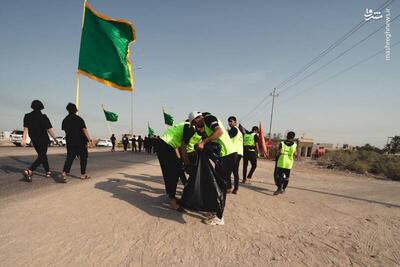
left=0, top=0, right=398, bottom=148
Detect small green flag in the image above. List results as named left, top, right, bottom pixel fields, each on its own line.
left=78, top=2, right=136, bottom=91
left=148, top=124, right=155, bottom=137
left=163, top=111, right=174, bottom=126
left=103, top=109, right=118, bottom=122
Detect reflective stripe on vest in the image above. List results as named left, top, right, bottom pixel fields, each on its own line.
left=277, top=141, right=297, bottom=169
left=204, top=117, right=235, bottom=157
left=160, top=122, right=186, bottom=149
left=186, top=132, right=202, bottom=153
left=230, top=126, right=243, bottom=156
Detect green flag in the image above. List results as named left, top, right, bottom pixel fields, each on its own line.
left=163, top=111, right=174, bottom=126
left=103, top=109, right=118, bottom=122
left=78, top=2, right=136, bottom=91
left=148, top=124, right=155, bottom=137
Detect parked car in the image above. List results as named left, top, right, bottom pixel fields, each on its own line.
left=55, top=136, right=66, bottom=146
left=10, top=130, right=56, bottom=147
left=10, top=130, right=31, bottom=146
left=96, top=139, right=113, bottom=147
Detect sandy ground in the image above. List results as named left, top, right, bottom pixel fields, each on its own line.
left=0, top=150, right=400, bottom=267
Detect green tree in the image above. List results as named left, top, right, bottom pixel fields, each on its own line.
left=384, top=136, right=400, bottom=154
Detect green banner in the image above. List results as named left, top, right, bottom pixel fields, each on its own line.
left=148, top=124, right=155, bottom=137
left=78, top=3, right=136, bottom=91
left=163, top=112, right=174, bottom=126
left=103, top=109, right=118, bottom=122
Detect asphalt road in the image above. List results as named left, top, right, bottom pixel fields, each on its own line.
left=0, top=146, right=157, bottom=200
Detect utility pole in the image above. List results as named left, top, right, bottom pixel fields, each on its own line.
left=130, top=67, right=143, bottom=136
left=268, top=88, right=279, bottom=140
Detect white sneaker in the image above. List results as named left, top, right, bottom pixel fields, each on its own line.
left=203, top=216, right=224, bottom=226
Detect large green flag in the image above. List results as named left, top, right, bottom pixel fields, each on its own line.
left=103, top=109, right=118, bottom=122
left=163, top=111, right=174, bottom=126
left=148, top=124, right=155, bottom=137
left=78, top=2, right=136, bottom=91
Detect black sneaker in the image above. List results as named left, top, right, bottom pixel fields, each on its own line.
left=273, top=189, right=283, bottom=195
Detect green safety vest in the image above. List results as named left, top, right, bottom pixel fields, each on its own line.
left=160, top=122, right=187, bottom=149
left=230, top=126, right=243, bottom=156
left=277, top=141, right=297, bottom=169
left=243, top=133, right=257, bottom=152
left=204, top=117, right=235, bottom=157
left=186, top=131, right=202, bottom=153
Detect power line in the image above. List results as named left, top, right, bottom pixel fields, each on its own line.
left=239, top=0, right=395, bottom=122
left=278, top=40, right=400, bottom=105
left=275, top=0, right=394, bottom=89
left=279, top=13, right=400, bottom=95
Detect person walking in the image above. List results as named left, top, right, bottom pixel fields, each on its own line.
left=131, top=135, right=137, bottom=152
left=122, top=134, right=129, bottom=152
left=242, top=126, right=259, bottom=183
left=60, top=103, right=92, bottom=183
left=155, top=121, right=194, bottom=209
left=227, top=116, right=243, bottom=194
left=137, top=136, right=143, bottom=152
left=190, top=111, right=237, bottom=226
left=110, top=134, right=116, bottom=152
left=22, top=100, right=58, bottom=182
left=274, top=131, right=297, bottom=195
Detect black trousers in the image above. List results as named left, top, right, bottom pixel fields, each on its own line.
left=215, top=153, right=237, bottom=219
left=111, top=142, right=115, bottom=151
left=123, top=143, right=128, bottom=151
left=276, top=167, right=291, bottom=190
left=138, top=143, right=143, bottom=152
left=132, top=144, right=137, bottom=152
left=63, top=146, right=88, bottom=175
left=155, top=139, right=182, bottom=199
left=243, top=150, right=257, bottom=179
left=30, top=142, right=49, bottom=172
left=228, top=155, right=242, bottom=190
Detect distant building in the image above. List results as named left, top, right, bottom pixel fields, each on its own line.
left=297, top=137, right=314, bottom=158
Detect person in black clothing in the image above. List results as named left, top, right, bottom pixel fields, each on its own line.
left=137, top=136, right=143, bottom=152
left=242, top=126, right=259, bottom=183
left=131, top=135, right=137, bottom=152
left=144, top=137, right=149, bottom=153
left=22, top=100, right=58, bottom=182
left=110, top=134, right=116, bottom=152
left=190, top=111, right=237, bottom=225
left=61, top=103, right=92, bottom=183
left=122, top=134, right=129, bottom=152
left=227, top=116, right=243, bottom=194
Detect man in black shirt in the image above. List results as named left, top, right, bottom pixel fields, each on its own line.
left=22, top=100, right=57, bottom=182
left=122, top=134, right=129, bottom=152
left=61, top=103, right=92, bottom=182
left=190, top=111, right=237, bottom=226
left=131, top=135, right=137, bottom=152
left=242, top=126, right=259, bottom=183
left=137, top=136, right=143, bottom=152
left=110, top=134, right=116, bottom=152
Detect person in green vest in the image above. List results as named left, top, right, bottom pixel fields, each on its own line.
left=274, top=131, right=297, bottom=195
left=155, top=121, right=195, bottom=209
left=189, top=111, right=237, bottom=226
left=242, top=126, right=259, bottom=183
left=227, top=116, right=243, bottom=194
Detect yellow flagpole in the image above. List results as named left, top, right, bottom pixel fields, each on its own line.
left=75, top=72, right=80, bottom=112
left=76, top=0, right=87, bottom=113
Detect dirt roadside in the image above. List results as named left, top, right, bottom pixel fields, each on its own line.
left=0, top=157, right=399, bottom=266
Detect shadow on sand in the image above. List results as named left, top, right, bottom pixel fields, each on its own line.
left=95, top=174, right=189, bottom=224
left=247, top=180, right=400, bottom=208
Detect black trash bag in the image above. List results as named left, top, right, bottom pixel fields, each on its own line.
left=180, top=151, right=224, bottom=214
left=273, top=155, right=279, bottom=186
